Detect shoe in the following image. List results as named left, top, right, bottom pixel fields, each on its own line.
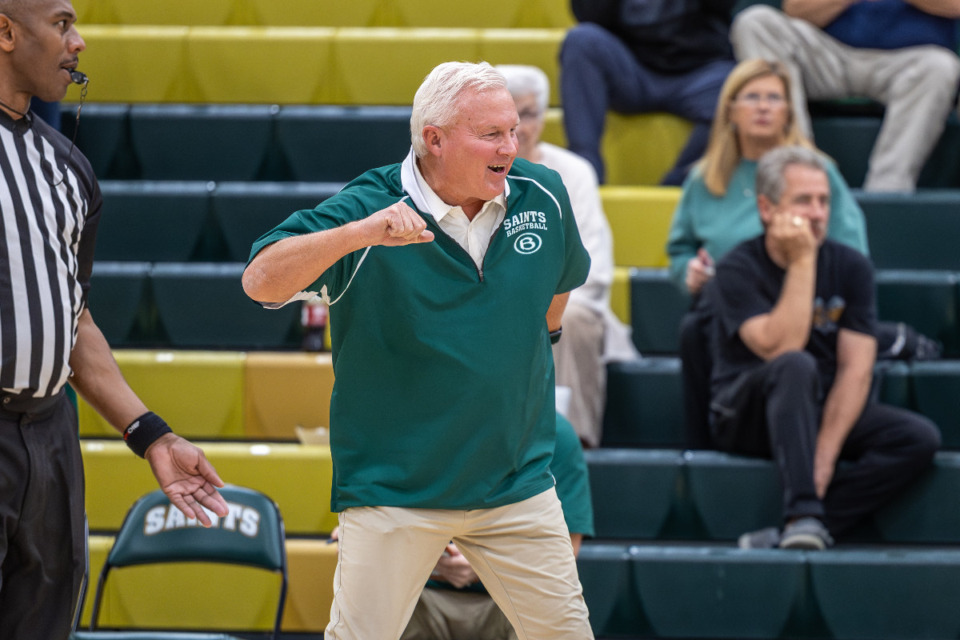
left=738, top=526, right=781, bottom=549
left=779, top=517, right=834, bottom=550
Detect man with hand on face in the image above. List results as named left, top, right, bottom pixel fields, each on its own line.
left=0, top=2, right=229, bottom=639
left=705, top=145, right=939, bottom=550
left=243, top=61, right=593, bottom=640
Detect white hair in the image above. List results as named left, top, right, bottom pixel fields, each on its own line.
left=495, top=64, right=549, bottom=116
left=410, top=61, right=507, bottom=158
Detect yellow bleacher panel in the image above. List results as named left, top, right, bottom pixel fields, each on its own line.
left=395, top=0, right=527, bottom=29
left=187, top=27, right=336, bottom=103
left=82, top=441, right=338, bottom=535
left=68, top=27, right=568, bottom=107
left=110, top=0, right=236, bottom=26
left=601, top=186, right=681, bottom=268
left=72, top=0, right=94, bottom=23
left=479, top=29, right=565, bottom=107
left=541, top=107, right=567, bottom=147
left=81, top=536, right=338, bottom=632
left=332, top=28, right=482, bottom=105
left=244, top=352, right=336, bottom=440
left=65, top=26, right=190, bottom=103
left=543, top=110, right=693, bottom=187
left=77, top=350, right=245, bottom=439
left=611, top=266, right=631, bottom=325
left=603, top=112, right=693, bottom=186
left=282, top=539, right=339, bottom=631
left=248, top=0, right=381, bottom=26
left=74, top=0, right=572, bottom=28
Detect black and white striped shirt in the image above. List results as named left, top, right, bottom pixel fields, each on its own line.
left=0, top=110, right=102, bottom=399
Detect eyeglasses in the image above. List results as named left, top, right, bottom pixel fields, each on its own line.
left=518, top=109, right=543, bottom=122
left=736, top=92, right=787, bottom=106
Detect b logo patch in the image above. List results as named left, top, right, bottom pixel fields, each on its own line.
left=514, top=232, right=543, bottom=255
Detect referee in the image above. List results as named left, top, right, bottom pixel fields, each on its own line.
left=0, top=2, right=229, bottom=639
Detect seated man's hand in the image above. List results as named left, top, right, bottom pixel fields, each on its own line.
left=431, top=543, right=480, bottom=589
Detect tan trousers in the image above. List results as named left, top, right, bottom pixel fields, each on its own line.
left=324, top=488, right=594, bottom=640
left=731, top=5, right=960, bottom=192
left=400, top=588, right=518, bottom=640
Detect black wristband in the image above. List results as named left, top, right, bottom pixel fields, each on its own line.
left=549, top=326, right=563, bottom=345
left=123, top=411, right=173, bottom=458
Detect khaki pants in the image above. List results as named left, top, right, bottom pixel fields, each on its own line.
left=324, top=488, right=593, bottom=640
left=400, top=588, right=518, bottom=640
left=731, top=5, right=960, bottom=192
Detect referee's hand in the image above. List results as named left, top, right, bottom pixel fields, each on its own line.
left=145, top=433, right=229, bottom=526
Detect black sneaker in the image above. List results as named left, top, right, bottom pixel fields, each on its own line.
left=779, top=517, right=834, bottom=550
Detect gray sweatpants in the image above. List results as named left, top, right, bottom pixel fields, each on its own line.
left=731, top=5, right=960, bottom=192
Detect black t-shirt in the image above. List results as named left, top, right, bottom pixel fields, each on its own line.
left=708, top=236, right=877, bottom=393
left=571, top=0, right=736, bottom=73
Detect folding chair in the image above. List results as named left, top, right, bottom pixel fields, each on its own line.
left=73, top=485, right=287, bottom=640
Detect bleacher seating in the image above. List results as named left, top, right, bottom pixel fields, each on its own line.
left=579, top=543, right=960, bottom=639
left=72, top=0, right=575, bottom=29
left=80, top=535, right=338, bottom=633
left=82, top=440, right=338, bottom=535
left=64, top=104, right=694, bottom=187
left=67, top=3, right=960, bottom=637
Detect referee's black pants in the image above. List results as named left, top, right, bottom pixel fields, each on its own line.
left=0, top=393, right=85, bottom=640
left=709, top=351, right=941, bottom=537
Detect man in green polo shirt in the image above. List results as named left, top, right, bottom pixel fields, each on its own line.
left=243, top=61, right=593, bottom=639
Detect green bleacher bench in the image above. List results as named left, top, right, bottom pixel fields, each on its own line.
left=274, top=106, right=412, bottom=182
left=631, top=546, right=807, bottom=639
left=682, top=450, right=782, bottom=541
left=211, top=181, right=343, bottom=262
left=150, top=263, right=299, bottom=349
left=577, top=544, right=653, bottom=638
left=579, top=542, right=960, bottom=639
left=98, top=181, right=216, bottom=262
left=585, top=449, right=960, bottom=544
left=67, top=104, right=694, bottom=187
left=808, top=549, right=960, bottom=640
left=814, top=115, right=960, bottom=189
left=602, top=357, right=685, bottom=448
left=584, top=448, right=683, bottom=539
left=628, top=268, right=689, bottom=354
left=874, top=270, right=959, bottom=357
left=857, top=190, right=960, bottom=271
left=128, top=104, right=277, bottom=181
left=908, top=361, right=960, bottom=451
left=87, top=262, right=152, bottom=346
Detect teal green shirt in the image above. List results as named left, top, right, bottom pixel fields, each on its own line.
left=249, top=157, right=590, bottom=512
left=666, top=159, right=869, bottom=291
left=552, top=413, right=595, bottom=538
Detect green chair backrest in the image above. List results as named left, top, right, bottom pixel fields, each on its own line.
left=107, top=485, right=285, bottom=570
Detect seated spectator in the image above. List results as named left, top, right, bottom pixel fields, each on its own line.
left=731, top=1, right=960, bottom=192
left=325, top=415, right=592, bottom=640
left=559, top=0, right=737, bottom=185
left=666, top=58, right=868, bottom=447
left=497, top=64, right=639, bottom=448
left=705, top=145, right=940, bottom=549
